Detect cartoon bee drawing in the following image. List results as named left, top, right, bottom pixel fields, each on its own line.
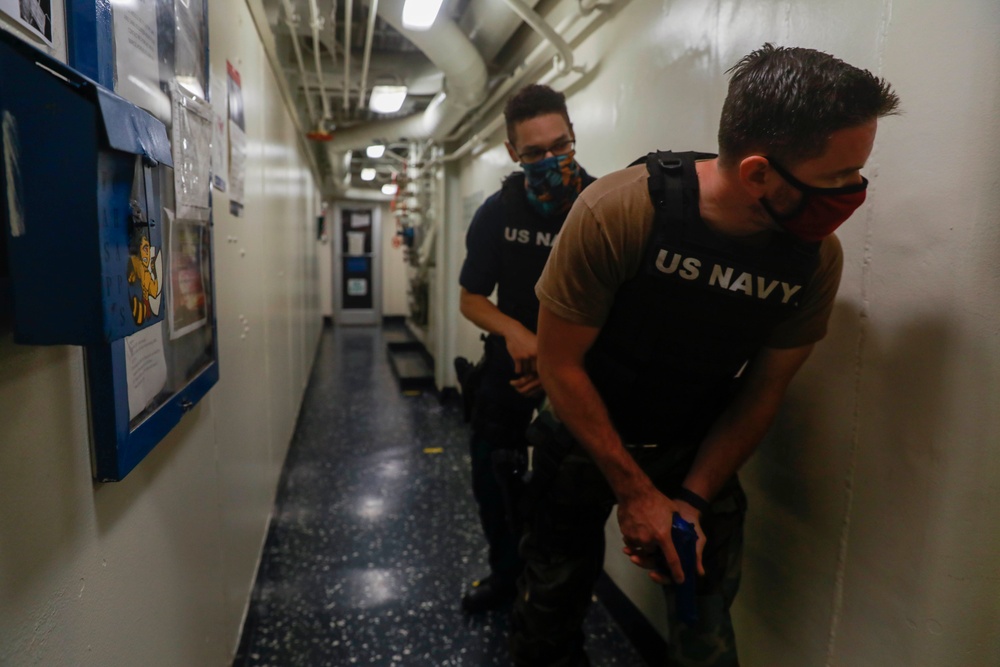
left=127, top=232, right=161, bottom=325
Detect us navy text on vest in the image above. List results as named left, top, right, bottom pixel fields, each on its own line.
left=653, top=248, right=803, bottom=304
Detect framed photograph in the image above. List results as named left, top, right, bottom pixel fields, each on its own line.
left=0, top=0, right=53, bottom=45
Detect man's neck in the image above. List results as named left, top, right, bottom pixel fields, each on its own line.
left=695, top=158, right=774, bottom=240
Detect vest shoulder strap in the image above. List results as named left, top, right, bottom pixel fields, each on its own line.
left=630, top=150, right=707, bottom=236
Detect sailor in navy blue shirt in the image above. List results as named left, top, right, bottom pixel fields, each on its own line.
left=457, top=84, right=595, bottom=613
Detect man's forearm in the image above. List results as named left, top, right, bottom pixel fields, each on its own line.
left=682, top=345, right=814, bottom=501
left=681, top=388, right=782, bottom=502
left=459, top=290, right=525, bottom=339
left=541, top=362, right=656, bottom=503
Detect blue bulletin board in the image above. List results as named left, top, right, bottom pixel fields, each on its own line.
left=0, top=1, right=217, bottom=481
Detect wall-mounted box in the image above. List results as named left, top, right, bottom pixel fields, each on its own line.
left=0, top=29, right=173, bottom=345
left=0, top=26, right=219, bottom=482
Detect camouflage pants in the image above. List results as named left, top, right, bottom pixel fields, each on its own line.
left=509, top=443, right=747, bottom=667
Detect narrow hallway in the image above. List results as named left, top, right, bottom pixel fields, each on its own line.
left=233, top=323, right=646, bottom=666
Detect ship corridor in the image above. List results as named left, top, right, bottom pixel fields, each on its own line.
left=232, top=322, right=650, bottom=666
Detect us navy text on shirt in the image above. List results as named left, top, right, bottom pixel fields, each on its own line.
left=505, top=227, right=559, bottom=247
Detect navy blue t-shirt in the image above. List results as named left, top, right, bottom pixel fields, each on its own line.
left=459, top=170, right=595, bottom=334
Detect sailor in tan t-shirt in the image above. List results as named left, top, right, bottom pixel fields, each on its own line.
left=509, top=44, right=900, bottom=667
left=537, top=162, right=844, bottom=348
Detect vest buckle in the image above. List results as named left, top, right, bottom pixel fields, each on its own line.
left=657, top=157, right=683, bottom=174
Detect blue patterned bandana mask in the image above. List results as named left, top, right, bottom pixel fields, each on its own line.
left=522, top=151, right=583, bottom=217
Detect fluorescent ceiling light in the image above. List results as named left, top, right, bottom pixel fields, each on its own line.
left=366, top=144, right=386, bottom=158
left=382, top=183, right=399, bottom=196
left=361, top=168, right=377, bottom=181
left=369, top=85, right=407, bottom=114
left=402, top=0, right=445, bottom=30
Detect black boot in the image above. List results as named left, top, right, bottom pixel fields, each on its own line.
left=461, top=575, right=517, bottom=613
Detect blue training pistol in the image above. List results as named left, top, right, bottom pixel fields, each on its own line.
left=654, top=514, right=699, bottom=625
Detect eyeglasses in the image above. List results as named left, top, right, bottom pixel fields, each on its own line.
left=516, top=139, right=575, bottom=164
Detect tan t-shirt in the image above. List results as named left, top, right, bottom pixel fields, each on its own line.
left=535, top=164, right=844, bottom=348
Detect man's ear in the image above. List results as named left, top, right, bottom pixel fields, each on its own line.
left=738, top=155, right=773, bottom=197
left=505, top=140, right=520, bottom=164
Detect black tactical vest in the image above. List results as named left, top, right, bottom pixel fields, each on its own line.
left=496, top=173, right=573, bottom=333
left=585, top=151, right=821, bottom=445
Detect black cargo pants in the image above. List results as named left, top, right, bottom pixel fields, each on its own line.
left=469, top=350, right=542, bottom=584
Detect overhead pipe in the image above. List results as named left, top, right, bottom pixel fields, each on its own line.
left=499, top=0, right=575, bottom=76
left=281, top=0, right=317, bottom=126
left=444, top=8, right=588, bottom=143
left=358, top=0, right=380, bottom=110
left=436, top=1, right=614, bottom=161
left=324, top=0, right=610, bottom=190
left=343, top=0, right=353, bottom=113
left=329, top=0, right=338, bottom=67
left=434, top=114, right=504, bottom=165
left=297, top=58, right=441, bottom=102
left=321, top=0, right=487, bottom=152
left=578, top=0, right=614, bottom=15
left=459, top=0, right=545, bottom=63
left=308, top=0, right=333, bottom=123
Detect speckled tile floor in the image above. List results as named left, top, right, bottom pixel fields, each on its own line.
left=233, top=323, right=646, bottom=667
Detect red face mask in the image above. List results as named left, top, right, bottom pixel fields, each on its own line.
left=761, top=157, right=868, bottom=242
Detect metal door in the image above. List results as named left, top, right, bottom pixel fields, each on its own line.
left=332, top=205, right=381, bottom=325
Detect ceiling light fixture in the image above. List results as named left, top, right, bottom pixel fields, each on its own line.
left=401, top=0, right=445, bottom=30
left=381, top=183, right=398, bottom=196
left=361, top=168, right=377, bottom=181
left=366, top=144, right=386, bottom=158
left=369, top=85, right=407, bottom=114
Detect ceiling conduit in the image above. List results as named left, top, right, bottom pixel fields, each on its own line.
left=443, top=4, right=589, bottom=144
left=435, top=1, right=613, bottom=163
left=343, top=0, right=353, bottom=113
left=308, top=0, right=333, bottom=125
left=329, top=0, right=338, bottom=68
left=281, top=0, right=317, bottom=127
left=358, top=0, right=380, bottom=110
left=460, top=0, right=544, bottom=62
left=322, top=0, right=488, bottom=154
left=499, top=0, right=575, bottom=76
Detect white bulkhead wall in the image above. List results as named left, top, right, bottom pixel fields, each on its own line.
left=0, top=3, right=322, bottom=666
left=446, top=1, right=1000, bottom=665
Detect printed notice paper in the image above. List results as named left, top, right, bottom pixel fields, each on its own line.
left=227, top=60, right=246, bottom=215
left=210, top=71, right=228, bottom=191
left=111, top=0, right=169, bottom=121
left=125, top=322, right=168, bottom=421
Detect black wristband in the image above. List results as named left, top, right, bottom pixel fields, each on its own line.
left=675, top=487, right=711, bottom=515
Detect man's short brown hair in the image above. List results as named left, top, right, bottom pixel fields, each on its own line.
left=503, top=84, right=571, bottom=145
left=718, top=44, right=899, bottom=167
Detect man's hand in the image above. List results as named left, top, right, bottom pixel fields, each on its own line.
left=459, top=288, right=542, bottom=391
left=509, top=373, right=544, bottom=397
left=505, top=327, right=543, bottom=397
left=618, top=490, right=706, bottom=584
left=503, top=324, right=538, bottom=376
